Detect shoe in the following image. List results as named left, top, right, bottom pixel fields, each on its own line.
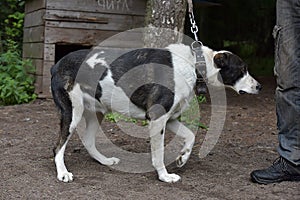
left=251, top=157, right=300, bottom=184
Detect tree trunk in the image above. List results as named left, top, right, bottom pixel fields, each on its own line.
left=144, top=0, right=187, bottom=48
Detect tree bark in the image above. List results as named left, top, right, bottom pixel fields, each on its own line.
left=144, top=0, right=187, bottom=48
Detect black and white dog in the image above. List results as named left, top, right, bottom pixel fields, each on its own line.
left=51, top=44, right=261, bottom=183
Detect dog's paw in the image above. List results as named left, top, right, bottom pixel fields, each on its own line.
left=102, top=157, right=120, bottom=166
left=57, top=172, right=73, bottom=183
left=176, top=150, right=191, bottom=168
left=159, top=173, right=181, bottom=183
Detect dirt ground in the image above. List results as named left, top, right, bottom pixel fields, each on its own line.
left=1, top=77, right=300, bottom=200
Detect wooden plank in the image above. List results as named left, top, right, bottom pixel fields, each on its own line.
left=24, top=9, right=45, bottom=27
left=45, top=12, right=144, bottom=31
left=45, top=20, right=129, bottom=31
left=25, top=0, right=46, bottom=13
left=30, top=59, right=44, bottom=76
left=23, top=26, right=45, bottom=43
left=44, top=44, right=55, bottom=61
left=46, top=0, right=146, bottom=16
left=23, top=43, right=44, bottom=59
left=44, top=27, right=143, bottom=48
left=44, top=10, right=109, bottom=24
left=133, top=16, right=146, bottom=28
left=44, top=27, right=119, bottom=45
left=99, top=29, right=144, bottom=48
left=34, top=75, right=43, bottom=94
left=42, top=61, right=54, bottom=97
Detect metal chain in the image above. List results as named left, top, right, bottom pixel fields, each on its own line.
left=187, top=0, right=203, bottom=47
left=189, top=11, right=199, bottom=42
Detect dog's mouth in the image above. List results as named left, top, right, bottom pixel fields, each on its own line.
left=239, top=90, right=247, bottom=95
left=238, top=84, right=262, bottom=95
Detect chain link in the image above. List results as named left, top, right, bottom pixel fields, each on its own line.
left=189, top=11, right=199, bottom=42
left=187, top=0, right=197, bottom=42
left=187, top=0, right=202, bottom=44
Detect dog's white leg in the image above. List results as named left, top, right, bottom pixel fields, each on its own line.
left=55, top=135, right=74, bottom=182
left=150, top=116, right=181, bottom=183
left=55, top=84, right=84, bottom=182
left=166, top=120, right=195, bottom=167
left=80, top=111, right=120, bottom=166
left=55, top=108, right=83, bottom=182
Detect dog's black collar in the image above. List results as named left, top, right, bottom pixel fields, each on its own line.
left=192, top=44, right=207, bottom=95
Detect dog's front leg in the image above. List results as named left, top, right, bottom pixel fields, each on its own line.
left=150, top=117, right=181, bottom=183
left=166, top=119, right=195, bottom=167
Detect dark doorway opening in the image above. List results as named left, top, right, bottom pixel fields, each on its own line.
left=55, top=44, right=92, bottom=63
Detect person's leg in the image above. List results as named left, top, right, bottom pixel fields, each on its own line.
left=251, top=0, right=300, bottom=184
left=275, top=0, right=300, bottom=165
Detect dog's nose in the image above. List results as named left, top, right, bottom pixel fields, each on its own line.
left=256, top=84, right=262, bottom=91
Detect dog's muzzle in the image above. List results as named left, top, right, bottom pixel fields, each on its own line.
left=239, top=83, right=262, bottom=95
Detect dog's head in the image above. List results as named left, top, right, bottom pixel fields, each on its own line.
left=211, top=51, right=261, bottom=94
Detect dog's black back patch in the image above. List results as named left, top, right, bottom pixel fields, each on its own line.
left=51, top=49, right=91, bottom=91
left=51, top=49, right=109, bottom=99
left=109, top=48, right=175, bottom=119
left=110, top=48, right=173, bottom=82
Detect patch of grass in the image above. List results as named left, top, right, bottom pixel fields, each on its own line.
left=105, top=112, right=147, bottom=125
left=104, top=96, right=207, bottom=130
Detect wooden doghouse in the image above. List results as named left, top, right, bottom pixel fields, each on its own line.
left=23, top=0, right=147, bottom=97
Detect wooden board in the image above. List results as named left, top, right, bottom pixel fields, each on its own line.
left=30, top=59, right=44, bottom=76
left=44, top=9, right=109, bottom=24
left=44, top=27, right=119, bottom=45
left=42, top=61, right=54, bottom=97
left=44, top=44, right=55, bottom=61
left=44, top=27, right=144, bottom=48
left=34, top=75, right=43, bottom=94
left=44, top=10, right=145, bottom=31
left=46, top=0, right=147, bottom=16
left=33, top=61, right=53, bottom=97
left=98, top=29, right=144, bottom=48
left=24, top=9, right=45, bottom=28
left=25, top=0, right=46, bottom=13
left=23, top=26, right=45, bottom=43
left=23, top=43, right=44, bottom=59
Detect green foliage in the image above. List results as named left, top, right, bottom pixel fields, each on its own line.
left=0, top=43, right=36, bottom=105
left=180, top=95, right=208, bottom=130
left=0, top=0, right=25, bottom=52
left=196, top=95, right=206, bottom=104
left=0, top=0, right=36, bottom=105
left=224, top=41, right=258, bottom=58
left=4, top=11, right=24, bottom=46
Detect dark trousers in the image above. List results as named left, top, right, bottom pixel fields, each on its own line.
left=274, top=0, right=300, bottom=165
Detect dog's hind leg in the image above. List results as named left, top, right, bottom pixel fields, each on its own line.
left=150, top=115, right=181, bottom=183
left=80, top=111, right=120, bottom=166
left=166, top=120, right=195, bottom=167
left=53, top=84, right=84, bottom=182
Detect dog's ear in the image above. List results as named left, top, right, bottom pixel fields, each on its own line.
left=214, top=53, right=228, bottom=68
